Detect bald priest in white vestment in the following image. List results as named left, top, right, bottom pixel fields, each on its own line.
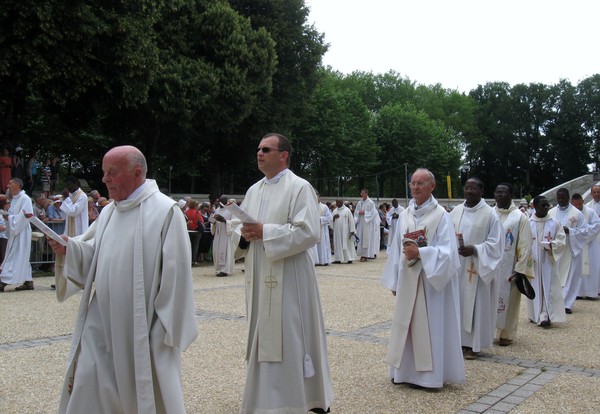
left=234, top=133, right=333, bottom=414
left=382, top=168, right=465, bottom=389
left=49, top=146, right=198, bottom=414
left=450, top=178, right=504, bottom=359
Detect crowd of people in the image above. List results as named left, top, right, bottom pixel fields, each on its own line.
left=0, top=172, right=104, bottom=291
left=3, top=137, right=600, bottom=413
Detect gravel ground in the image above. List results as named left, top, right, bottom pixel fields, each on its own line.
left=1, top=254, right=599, bottom=413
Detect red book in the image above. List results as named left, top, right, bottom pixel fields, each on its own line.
left=403, top=229, right=427, bottom=247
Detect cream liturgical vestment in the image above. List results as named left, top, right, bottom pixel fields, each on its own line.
left=234, top=169, right=333, bottom=414
left=60, top=188, right=89, bottom=236
left=450, top=199, right=504, bottom=352
left=495, top=205, right=534, bottom=340
left=212, top=205, right=235, bottom=274
left=0, top=190, right=33, bottom=284
left=330, top=205, right=356, bottom=263
left=316, top=202, right=332, bottom=265
left=354, top=197, right=378, bottom=258
left=386, top=205, right=404, bottom=251
left=528, top=214, right=567, bottom=324
left=548, top=204, right=586, bottom=309
left=381, top=196, right=465, bottom=388
left=55, top=180, right=198, bottom=414
left=581, top=201, right=600, bottom=297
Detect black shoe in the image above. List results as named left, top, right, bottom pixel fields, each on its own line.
left=51, top=284, right=56, bottom=290
left=540, top=319, right=551, bottom=327
left=565, top=308, right=572, bottom=314
left=310, top=408, right=330, bottom=413
left=216, top=272, right=228, bottom=277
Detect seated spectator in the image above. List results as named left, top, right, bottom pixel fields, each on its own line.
left=88, top=196, right=98, bottom=222
left=47, top=196, right=66, bottom=235
left=33, top=194, right=49, bottom=223
left=97, top=197, right=110, bottom=213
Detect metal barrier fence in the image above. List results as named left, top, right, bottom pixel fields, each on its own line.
left=30, top=221, right=64, bottom=270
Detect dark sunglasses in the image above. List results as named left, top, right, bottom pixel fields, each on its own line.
left=257, top=147, right=284, bottom=153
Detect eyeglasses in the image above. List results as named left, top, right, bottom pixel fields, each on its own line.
left=409, top=181, right=431, bottom=188
left=257, top=147, right=283, bottom=153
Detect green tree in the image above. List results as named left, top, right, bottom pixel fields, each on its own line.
left=373, top=103, right=461, bottom=198
left=291, top=69, right=378, bottom=196
left=469, top=82, right=523, bottom=196
left=340, top=70, right=416, bottom=113
left=0, top=0, right=160, bottom=152
left=545, top=79, right=590, bottom=183
left=105, top=0, right=278, bottom=194
left=578, top=74, right=600, bottom=169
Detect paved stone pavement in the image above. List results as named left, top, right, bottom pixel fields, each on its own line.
left=1, top=254, right=599, bottom=413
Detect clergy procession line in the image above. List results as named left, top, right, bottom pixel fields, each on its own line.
left=2, top=137, right=600, bottom=413
left=2, top=248, right=600, bottom=413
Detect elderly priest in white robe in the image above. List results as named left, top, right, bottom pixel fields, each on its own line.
left=49, top=146, right=198, bottom=414
left=234, top=133, right=333, bottom=414
left=450, top=177, right=504, bottom=360
left=382, top=168, right=465, bottom=389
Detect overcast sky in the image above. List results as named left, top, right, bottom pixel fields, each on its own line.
left=304, top=0, right=600, bottom=92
